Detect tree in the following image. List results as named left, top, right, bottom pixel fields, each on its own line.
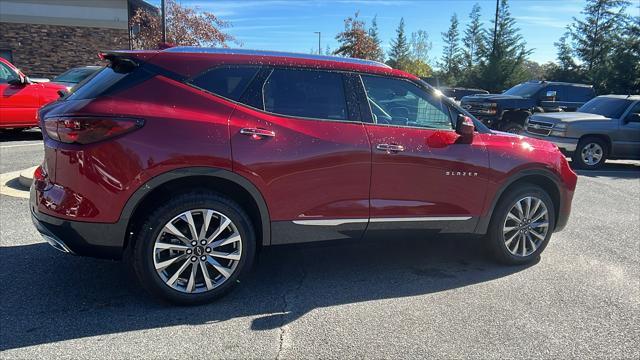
left=570, top=0, right=631, bottom=92
left=410, top=30, right=432, bottom=63
left=368, top=15, right=385, bottom=62
left=334, top=12, right=381, bottom=60
left=608, top=14, right=640, bottom=94
left=129, top=0, right=235, bottom=49
left=387, top=18, right=411, bottom=70
left=462, top=3, right=485, bottom=68
left=546, top=31, right=584, bottom=83
left=476, top=0, right=530, bottom=92
left=439, top=14, right=463, bottom=85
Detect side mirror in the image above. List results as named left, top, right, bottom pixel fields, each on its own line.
left=542, top=90, right=557, bottom=101
left=456, top=114, right=475, bottom=143
left=7, top=75, right=27, bottom=86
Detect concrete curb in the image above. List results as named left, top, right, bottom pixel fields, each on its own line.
left=18, top=166, right=37, bottom=188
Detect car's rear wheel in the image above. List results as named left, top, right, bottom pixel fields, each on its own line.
left=503, top=122, right=524, bottom=134
left=572, top=137, right=607, bottom=170
left=132, top=191, right=255, bottom=305
left=487, top=184, right=555, bottom=265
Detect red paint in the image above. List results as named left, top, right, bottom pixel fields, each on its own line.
left=0, top=58, right=65, bottom=129
left=33, top=49, right=576, bottom=236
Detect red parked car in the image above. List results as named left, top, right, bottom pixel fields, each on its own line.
left=0, top=57, right=65, bottom=131
left=31, top=48, right=577, bottom=304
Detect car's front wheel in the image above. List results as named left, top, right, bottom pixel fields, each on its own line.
left=132, top=191, right=256, bottom=305
left=487, top=184, right=555, bottom=265
left=572, top=137, right=607, bottom=170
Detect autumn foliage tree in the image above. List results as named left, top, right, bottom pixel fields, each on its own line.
left=130, top=0, right=235, bottom=49
left=334, top=12, right=381, bottom=60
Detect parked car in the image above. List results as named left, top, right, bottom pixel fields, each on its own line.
left=0, top=57, right=65, bottom=131
left=52, top=65, right=102, bottom=90
left=32, top=48, right=577, bottom=304
left=440, top=87, right=489, bottom=101
left=525, top=95, right=640, bottom=169
left=460, top=81, right=595, bottom=134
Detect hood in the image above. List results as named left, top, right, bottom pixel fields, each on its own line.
left=40, top=81, right=67, bottom=90
left=488, top=130, right=558, bottom=152
left=461, top=93, right=525, bottom=102
left=529, top=112, right=611, bottom=124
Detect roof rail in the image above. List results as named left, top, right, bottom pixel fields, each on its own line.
left=163, top=46, right=392, bottom=69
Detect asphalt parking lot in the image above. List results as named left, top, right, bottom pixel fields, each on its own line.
left=1, top=131, right=639, bottom=359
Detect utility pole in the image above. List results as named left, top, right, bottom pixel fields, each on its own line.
left=161, top=0, right=167, bottom=44
left=492, top=0, right=499, bottom=55
left=314, top=32, right=321, bottom=55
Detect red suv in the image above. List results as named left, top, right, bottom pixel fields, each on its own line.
left=31, top=48, right=577, bottom=304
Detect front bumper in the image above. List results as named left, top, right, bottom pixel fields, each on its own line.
left=525, top=132, right=579, bottom=153
left=30, top=184, right=127, bottom=259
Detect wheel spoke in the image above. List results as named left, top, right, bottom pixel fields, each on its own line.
left=503, top=225, right=518, bottom=233
left=199, top=209, right=214, bottom=240
left=182, top=211, right=199, bottom=241
left=167, top=258, right=191, bottom=285
left=505, top=231, right=519, bottom=247
left=206, top=216, right=232, bottom=245
left=154, top=242, right=190, bottom=252
left=206, top=256, right=232, bottom=278
left=526, top=233, right=537, bottom=252
left=515, top=200, right=524, bottom=218
left=163, top=223, right=191, bottom=244
left=186, top=263, right=198, bottom=293
left=210, top=250, right=241, bottom=261
left=507, top=212, right=521, bottom=223
left=200, top=261, right=214, bottom=290
left=155, top=254, right=187, bottom=271
left=210, top=233, right=241, bottom=249
left=524, top=197, right=532, bottom=219
left=520, top=234, right=526, bottom=256
left=530, top=198, right=541, bottom=219
left=531, top=208, right=547, bottom=223
left=530, top=221, right=548, bottom=228
left=529, top=228, right=545, bottom=240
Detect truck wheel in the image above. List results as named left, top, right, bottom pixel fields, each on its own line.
left=131, top=191, right=256, bottom=305
left=572, top=137, right=607, bottom=170
left=487, top=184, right=555, bottom=265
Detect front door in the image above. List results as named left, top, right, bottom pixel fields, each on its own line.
left=230, top=67, right=371, bottom=244
left=360, top=74, right=490, bottom=234
left=0, top=62, right=40, bottom=128
left=615, top=102, right=640, bottom=159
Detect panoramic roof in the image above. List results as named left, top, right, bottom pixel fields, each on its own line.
left=164, top=46, right=391, bottom=69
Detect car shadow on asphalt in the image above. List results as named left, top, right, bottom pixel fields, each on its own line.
left=0, top=234, right=534, bottom=351
left=0, top=129, right=42, bottom=142
left=570, top=161, right=640, bottom=179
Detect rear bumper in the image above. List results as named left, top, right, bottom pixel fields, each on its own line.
left=526, top=133, right=578, bottom=153
left=30, top=185, right=126, bottom=259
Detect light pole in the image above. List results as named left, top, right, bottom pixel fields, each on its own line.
left=314, top=32, right=321, bottom=55
left=161, top=0, right=166, bottom=44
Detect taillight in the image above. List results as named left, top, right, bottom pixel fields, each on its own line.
left=43, top=117, right=143, bottom=144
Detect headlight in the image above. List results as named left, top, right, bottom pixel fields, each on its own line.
left=553, top=123, right=567, bottom=130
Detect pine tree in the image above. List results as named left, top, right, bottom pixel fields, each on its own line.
left=477, top=0, right=530, bottom=92
left=368, top=15, right=385, bottom=62
left=547, top=31, right=584, bottom=83
left=439, top=14, right=462, bottom=86
left=570, top=0, right=631, bottom=91
left=608, top=14, right=640, bottom=94
left=462, top=3, right=485, bottom=68
left=387, top=18, right=411, bottom=70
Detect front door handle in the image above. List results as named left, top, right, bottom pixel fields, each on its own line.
left=240, top=128, right=275, bottom=139
left=376, top=143, right=405, bottom=153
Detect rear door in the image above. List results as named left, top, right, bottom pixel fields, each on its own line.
left=229, top=67, right=371, bottom=244
left=615, top=102, right=640, bottom=159
left=359, top=74, right=490, bottom=234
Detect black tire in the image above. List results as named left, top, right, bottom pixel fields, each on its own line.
left=503, top=122, right=525, bottom=134
left=487, top=184, right=556, bottom=265
left=572, top=137, right=608, bottom=170
left=131, top=191, right=256, bottom=305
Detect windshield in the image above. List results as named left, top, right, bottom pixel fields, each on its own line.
left=503, top=83, right=543, bottom=97
left=577, top=97, right=632, bottom=118
left=53, top=67, right=101, bottom=84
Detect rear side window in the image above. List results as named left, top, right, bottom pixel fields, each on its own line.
left=262, top=69, right=349, bottom=121
left=190, top=66, right=259, bottom=101
left=66, top=66, right=128, bottom=100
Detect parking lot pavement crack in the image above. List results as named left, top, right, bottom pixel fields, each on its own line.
left=275, top=266, right=307, bottom=360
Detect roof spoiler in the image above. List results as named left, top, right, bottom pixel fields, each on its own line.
left=98, top=50, right=159, bottom=72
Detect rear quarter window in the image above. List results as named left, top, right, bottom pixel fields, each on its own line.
left=66, top=66, right=130, bottom=100
left=189, top=66, right=260, bottom=101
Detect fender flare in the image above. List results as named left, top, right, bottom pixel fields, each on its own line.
left=474, top=168, right=563, bottom=234
left=119, top=167, right=271, bottom=246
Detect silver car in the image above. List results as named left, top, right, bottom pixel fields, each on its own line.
left=525, top=95, right=640, bottom=169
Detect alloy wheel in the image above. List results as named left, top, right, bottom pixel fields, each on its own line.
left=153, top=209, right=242, bottom=293
left=502, top=196, right=549, bottom=257
left=581, top=142, right=603, bottom=166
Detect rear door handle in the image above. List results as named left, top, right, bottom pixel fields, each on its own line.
left=240, top=128, right=275, bottom=139
left=376, top=143, right=405, bottom=153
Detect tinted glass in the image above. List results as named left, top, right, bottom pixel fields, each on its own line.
left=503, top=83, right=543, bottom=97
left=53, top=67, right=101, bottom=84
left=66, top=67, right=128, bottom=100
left=578, top=97, right=633, bottom=118
left=0, top=62, right=18, bottom=83
left=190, top=66, right=259, bottom=101
left=263, top=69, right=348, bottom=120
left=361, top=75, right=452, bottom=130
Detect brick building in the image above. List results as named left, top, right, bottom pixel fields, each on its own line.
left=0, top=0, right=154, bottom=78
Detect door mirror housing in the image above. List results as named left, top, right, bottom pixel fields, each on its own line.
left=626, top=113, right=640, bottom=123
left=542, top=90, right=557, bottom=101
left=7, top=72, right=29, bottom=86
left=456, top=115, right=475, bottom=143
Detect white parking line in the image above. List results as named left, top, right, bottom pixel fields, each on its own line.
left=0, top=142, right=42, bottom=149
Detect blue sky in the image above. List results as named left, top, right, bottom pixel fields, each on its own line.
left=148, top=0, right=609, bottom=66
